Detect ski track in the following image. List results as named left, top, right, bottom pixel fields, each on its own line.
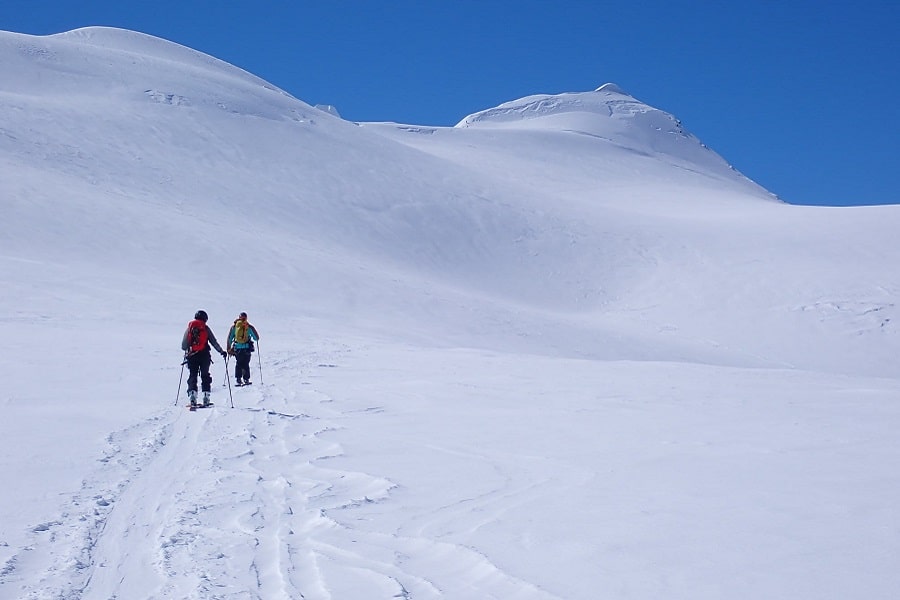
left=0, top=350, right=559, bottom=600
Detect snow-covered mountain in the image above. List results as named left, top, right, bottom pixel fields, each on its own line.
left=2, top=27, right=899, bottom=600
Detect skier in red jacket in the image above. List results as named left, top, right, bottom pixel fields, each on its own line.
left=181, top=310, right=227, bottom=407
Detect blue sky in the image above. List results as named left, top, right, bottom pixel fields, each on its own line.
left=2, top=1, right=897, bottom=206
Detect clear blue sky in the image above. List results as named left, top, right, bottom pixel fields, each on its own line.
left=3, top=1, right=898, bottom=206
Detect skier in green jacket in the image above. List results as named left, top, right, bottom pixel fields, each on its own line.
left=227, top=312, right=259, bottom=387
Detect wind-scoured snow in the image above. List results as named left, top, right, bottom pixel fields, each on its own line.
left=2, top=27, right=899, bottom=600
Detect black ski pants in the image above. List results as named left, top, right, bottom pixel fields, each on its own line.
left=186, top=350, right=213, bottom=392
left=234, top=348, right=252, bottom=382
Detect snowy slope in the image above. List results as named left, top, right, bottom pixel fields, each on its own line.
left=363, top=88, right=900, bottom=377
left=2, top=27, right=900, bottom=600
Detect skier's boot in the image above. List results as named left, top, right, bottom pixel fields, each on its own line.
left=203, top=391, right=211, bottom=407
left=188, top=389, right=197, bottom=407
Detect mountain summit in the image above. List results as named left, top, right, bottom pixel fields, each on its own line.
left=455, top=83, right=749, bottom=183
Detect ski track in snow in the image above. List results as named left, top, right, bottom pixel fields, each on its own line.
left=0, top=351, right=558, bottom=600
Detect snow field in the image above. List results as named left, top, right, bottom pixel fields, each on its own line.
left=2, top=26, right=900, bottom=599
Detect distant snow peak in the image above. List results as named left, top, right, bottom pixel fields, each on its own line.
left=595, top=82, right=628, bottom=95
left=455, top=85, right=657, bottom=131
left=450, top=84, right=761, bottom=186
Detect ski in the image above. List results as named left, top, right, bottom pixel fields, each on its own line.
left=187, top=402, right=214, bottom=411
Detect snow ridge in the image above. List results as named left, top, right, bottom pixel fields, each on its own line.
left=52, top=26, right=282, bottom=93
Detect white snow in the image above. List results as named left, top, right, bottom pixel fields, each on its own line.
left=2, top=26, right=899, bottom=599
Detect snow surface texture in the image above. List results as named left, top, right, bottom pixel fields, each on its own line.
left=2, top=26, right=899, bottom=599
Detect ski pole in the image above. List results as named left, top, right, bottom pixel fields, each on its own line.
left=224, top=355, right=234, bottom=408
left=256, top=340, right=264, bottom=385
left=174, top=357, right=186, bottom=406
